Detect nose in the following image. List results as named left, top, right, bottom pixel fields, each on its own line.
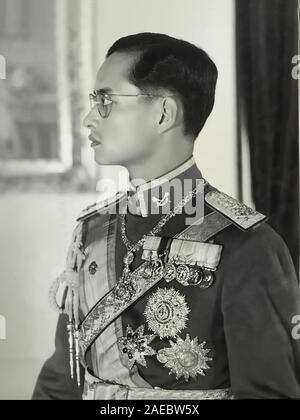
left=83, top=106, right=99, bottom=129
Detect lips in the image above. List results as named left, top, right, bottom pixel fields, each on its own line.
left=88, top=134, right=101, bottom=146
left=91, top=142, right=101, bottom=148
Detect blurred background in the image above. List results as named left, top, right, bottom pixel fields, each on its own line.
left=0, top=0, right=298, bottom=399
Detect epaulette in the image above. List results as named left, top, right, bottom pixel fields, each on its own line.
left=204, top=186, right=267, bottom=231
left=76, top=191, right=127, bottom=222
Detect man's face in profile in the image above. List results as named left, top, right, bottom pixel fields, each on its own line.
left=83, top=52, right=160, bottom=167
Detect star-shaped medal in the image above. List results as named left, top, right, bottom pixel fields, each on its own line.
left=157, top=334, right=212, bottom=381
left=144, top=287, right=190, bottom=338
left=117, top=325, right=156, bottom=370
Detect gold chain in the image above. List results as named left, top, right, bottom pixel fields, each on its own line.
left=121, top=181, right=204, bottom=254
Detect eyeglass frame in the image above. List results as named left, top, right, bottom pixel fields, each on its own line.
left=89, top=89, right=177, bottom=119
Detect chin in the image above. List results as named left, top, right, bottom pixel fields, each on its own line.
left=94, top=156, right=112, bottom=165
left=94, top=151, right=124, bottom=166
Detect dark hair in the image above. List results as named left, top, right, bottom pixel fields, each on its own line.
left=106, top=32, right=218, bottom=139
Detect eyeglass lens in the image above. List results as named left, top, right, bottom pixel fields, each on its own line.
left=90, top=92, right=112, bottom=118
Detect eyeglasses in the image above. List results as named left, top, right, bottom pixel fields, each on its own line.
left=89, top=89, right=176, bottom=119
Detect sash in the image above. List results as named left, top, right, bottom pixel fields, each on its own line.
left=79, top=210, right=232, bottom=365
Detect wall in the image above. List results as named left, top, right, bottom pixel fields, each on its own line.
left=0, top=193, right=97, bottom=399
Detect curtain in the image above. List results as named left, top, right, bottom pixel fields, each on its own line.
left=236, top=0, right=299, bottom=274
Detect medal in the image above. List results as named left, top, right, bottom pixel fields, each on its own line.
left=199, top=270, right=214, bottom=288
left=117, top=325, right=156, bottom=370
left=144, top=287, right=190, bottom=338
left=164, top=262, right=177, bottom=282
left=188, top=266, right=204, bottom=286
left=157, top=334, right=212, bottom=381
left=176, top=264, right=190, bottom=286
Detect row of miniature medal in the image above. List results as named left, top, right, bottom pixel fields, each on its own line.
left=140, top=251, right=215, bottom=288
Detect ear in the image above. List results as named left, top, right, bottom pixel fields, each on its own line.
left=157, top=97, right=180, bottom=134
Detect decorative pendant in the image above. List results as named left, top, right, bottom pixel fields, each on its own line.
left=141, top=261, right=153, bottom=279
left=113, top=250, right=138, bottom=303
left=157, top=334, right=212, bottom=381
left=163, top=262, right=177, bottom=282
left=114, top=274, right=136, bottom=303
left=123, top=251, right=134, bottom=267
left=144, top=287, right=190, bottom=338
left=117, top=325, right=156, bottom=370
left=151, top=258, right=164, bottom=277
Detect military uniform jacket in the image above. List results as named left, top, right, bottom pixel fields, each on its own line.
left=33, top=159, right=300, bottom=399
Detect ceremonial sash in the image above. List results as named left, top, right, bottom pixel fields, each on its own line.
left=79, top=210, right=232, bottom=365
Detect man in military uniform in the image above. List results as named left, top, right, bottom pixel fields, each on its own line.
left=33, top=33, right=300, bottom=400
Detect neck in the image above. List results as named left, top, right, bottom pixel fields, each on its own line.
left=127, top=142, right=194, bottom=185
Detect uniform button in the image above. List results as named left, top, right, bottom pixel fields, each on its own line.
left=88, top=261, right=98, bottom=275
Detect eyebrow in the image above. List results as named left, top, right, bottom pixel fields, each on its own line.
left=94, top=88, right=114, bottom=94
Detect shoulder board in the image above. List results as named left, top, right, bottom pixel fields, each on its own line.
left=205, top=187, right=267, bottom=231
left=76, top=191, right=127, bottom=222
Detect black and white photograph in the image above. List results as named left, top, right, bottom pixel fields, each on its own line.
left=0, top=0, right=299, bottom=401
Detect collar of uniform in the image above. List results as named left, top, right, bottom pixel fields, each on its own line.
left=129, top=155, right=196, bottom=194
left=127, top=156, right=204, bottom=217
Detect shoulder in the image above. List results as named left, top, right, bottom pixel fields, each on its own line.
left=203, top=183, right=296, bottom=280
left=76, top=191, right=127, bottom=222
left=204, top=183, right=267, bottom=231
left=218, top=221, right=286, bottom=256
left=217, top=221, right=298, bottom=291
